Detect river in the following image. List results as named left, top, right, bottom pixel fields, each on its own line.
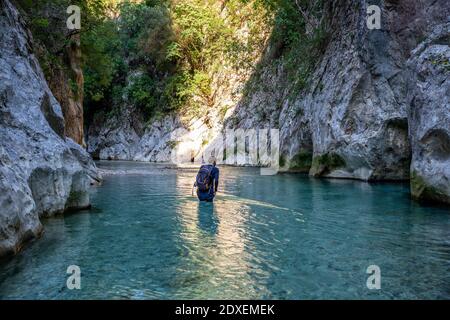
left=0, top=161, right=449, bottom=299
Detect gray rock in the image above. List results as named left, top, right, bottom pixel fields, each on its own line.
left=87, top=108, right=144, bottom=160
left=0, top=0, right=98, bottom=257
left=66, top=138, right=102, bottom=185
left=304, top=0, right=415, bottom=181
left=408, top=23, right=450, bottom=204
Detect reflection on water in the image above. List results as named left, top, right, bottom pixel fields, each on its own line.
left=174, top=171, right=266, bottom=299
left=0, top=161, right=449, bottom=299
left=197, top=203, right=219, bottom=234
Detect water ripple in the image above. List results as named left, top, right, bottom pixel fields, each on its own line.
left=0, top=162, right=449, bottom=299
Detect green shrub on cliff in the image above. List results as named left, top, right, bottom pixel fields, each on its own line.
left=127, top=74, right=159, bottom=118
left=83, top=18, right=122, bottom=103
left=289, top=151, right=313, bottom=172
left=242, top=0, right=329, bottom=101
left=311, top=153, right=346, bottom=176
left=410, top=171, right=447, bottom=203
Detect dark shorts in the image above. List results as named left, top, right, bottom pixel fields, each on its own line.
left=197, top=190, right=215, bottom=202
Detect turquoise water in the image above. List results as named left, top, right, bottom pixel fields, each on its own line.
left=0, top=161, right=449, bottom=299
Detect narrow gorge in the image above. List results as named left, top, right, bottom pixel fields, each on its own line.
left=0, top=0, right=449, bottom=297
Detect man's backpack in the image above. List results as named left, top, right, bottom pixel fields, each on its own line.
left=196, top=165, right=213, bottom=192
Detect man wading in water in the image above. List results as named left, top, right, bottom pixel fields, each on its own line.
left=193, top=156, right=219, bottom=202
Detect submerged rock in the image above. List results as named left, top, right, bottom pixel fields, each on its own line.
left=408, top=23, right=450, bottom=205
left=0, top=0, right=99, bottom=257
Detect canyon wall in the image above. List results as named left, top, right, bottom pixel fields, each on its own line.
left=47, top=32, right=86, bottom=147
left=407, top=22, right=450, bottom=204
left=0, top=0, right=99, bottom=257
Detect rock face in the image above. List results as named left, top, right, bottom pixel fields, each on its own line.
left=48, top=33, right=85, bottom=147
left=304, top=0, right=413, bottom=181
left=230, top=0, right=448, bottom=181
left=87, top=106, right=224, bottom=163
left=408, top=23, right=450, bottom=204
left=0, top=0, right=99, bottom=257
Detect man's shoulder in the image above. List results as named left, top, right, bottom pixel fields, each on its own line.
left=201, top=164, right=218, bottom=172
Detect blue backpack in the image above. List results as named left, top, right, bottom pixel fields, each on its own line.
left=196, top=165, right=213, bottom=192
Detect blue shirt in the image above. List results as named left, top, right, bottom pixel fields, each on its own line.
left=196, top=165, right=219, bottom=201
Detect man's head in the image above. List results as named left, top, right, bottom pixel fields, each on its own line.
left=208, top=155, right=216, bottom=166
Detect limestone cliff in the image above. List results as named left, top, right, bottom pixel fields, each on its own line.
left=407, top=22, right=450, bottom=204
left=0, top=0, right=99, bottom=257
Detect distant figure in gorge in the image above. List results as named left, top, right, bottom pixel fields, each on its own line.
left=193, top=156, right=219, bottom=202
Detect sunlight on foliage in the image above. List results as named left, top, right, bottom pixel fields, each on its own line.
left=19, top=0, right=327, bottom=121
